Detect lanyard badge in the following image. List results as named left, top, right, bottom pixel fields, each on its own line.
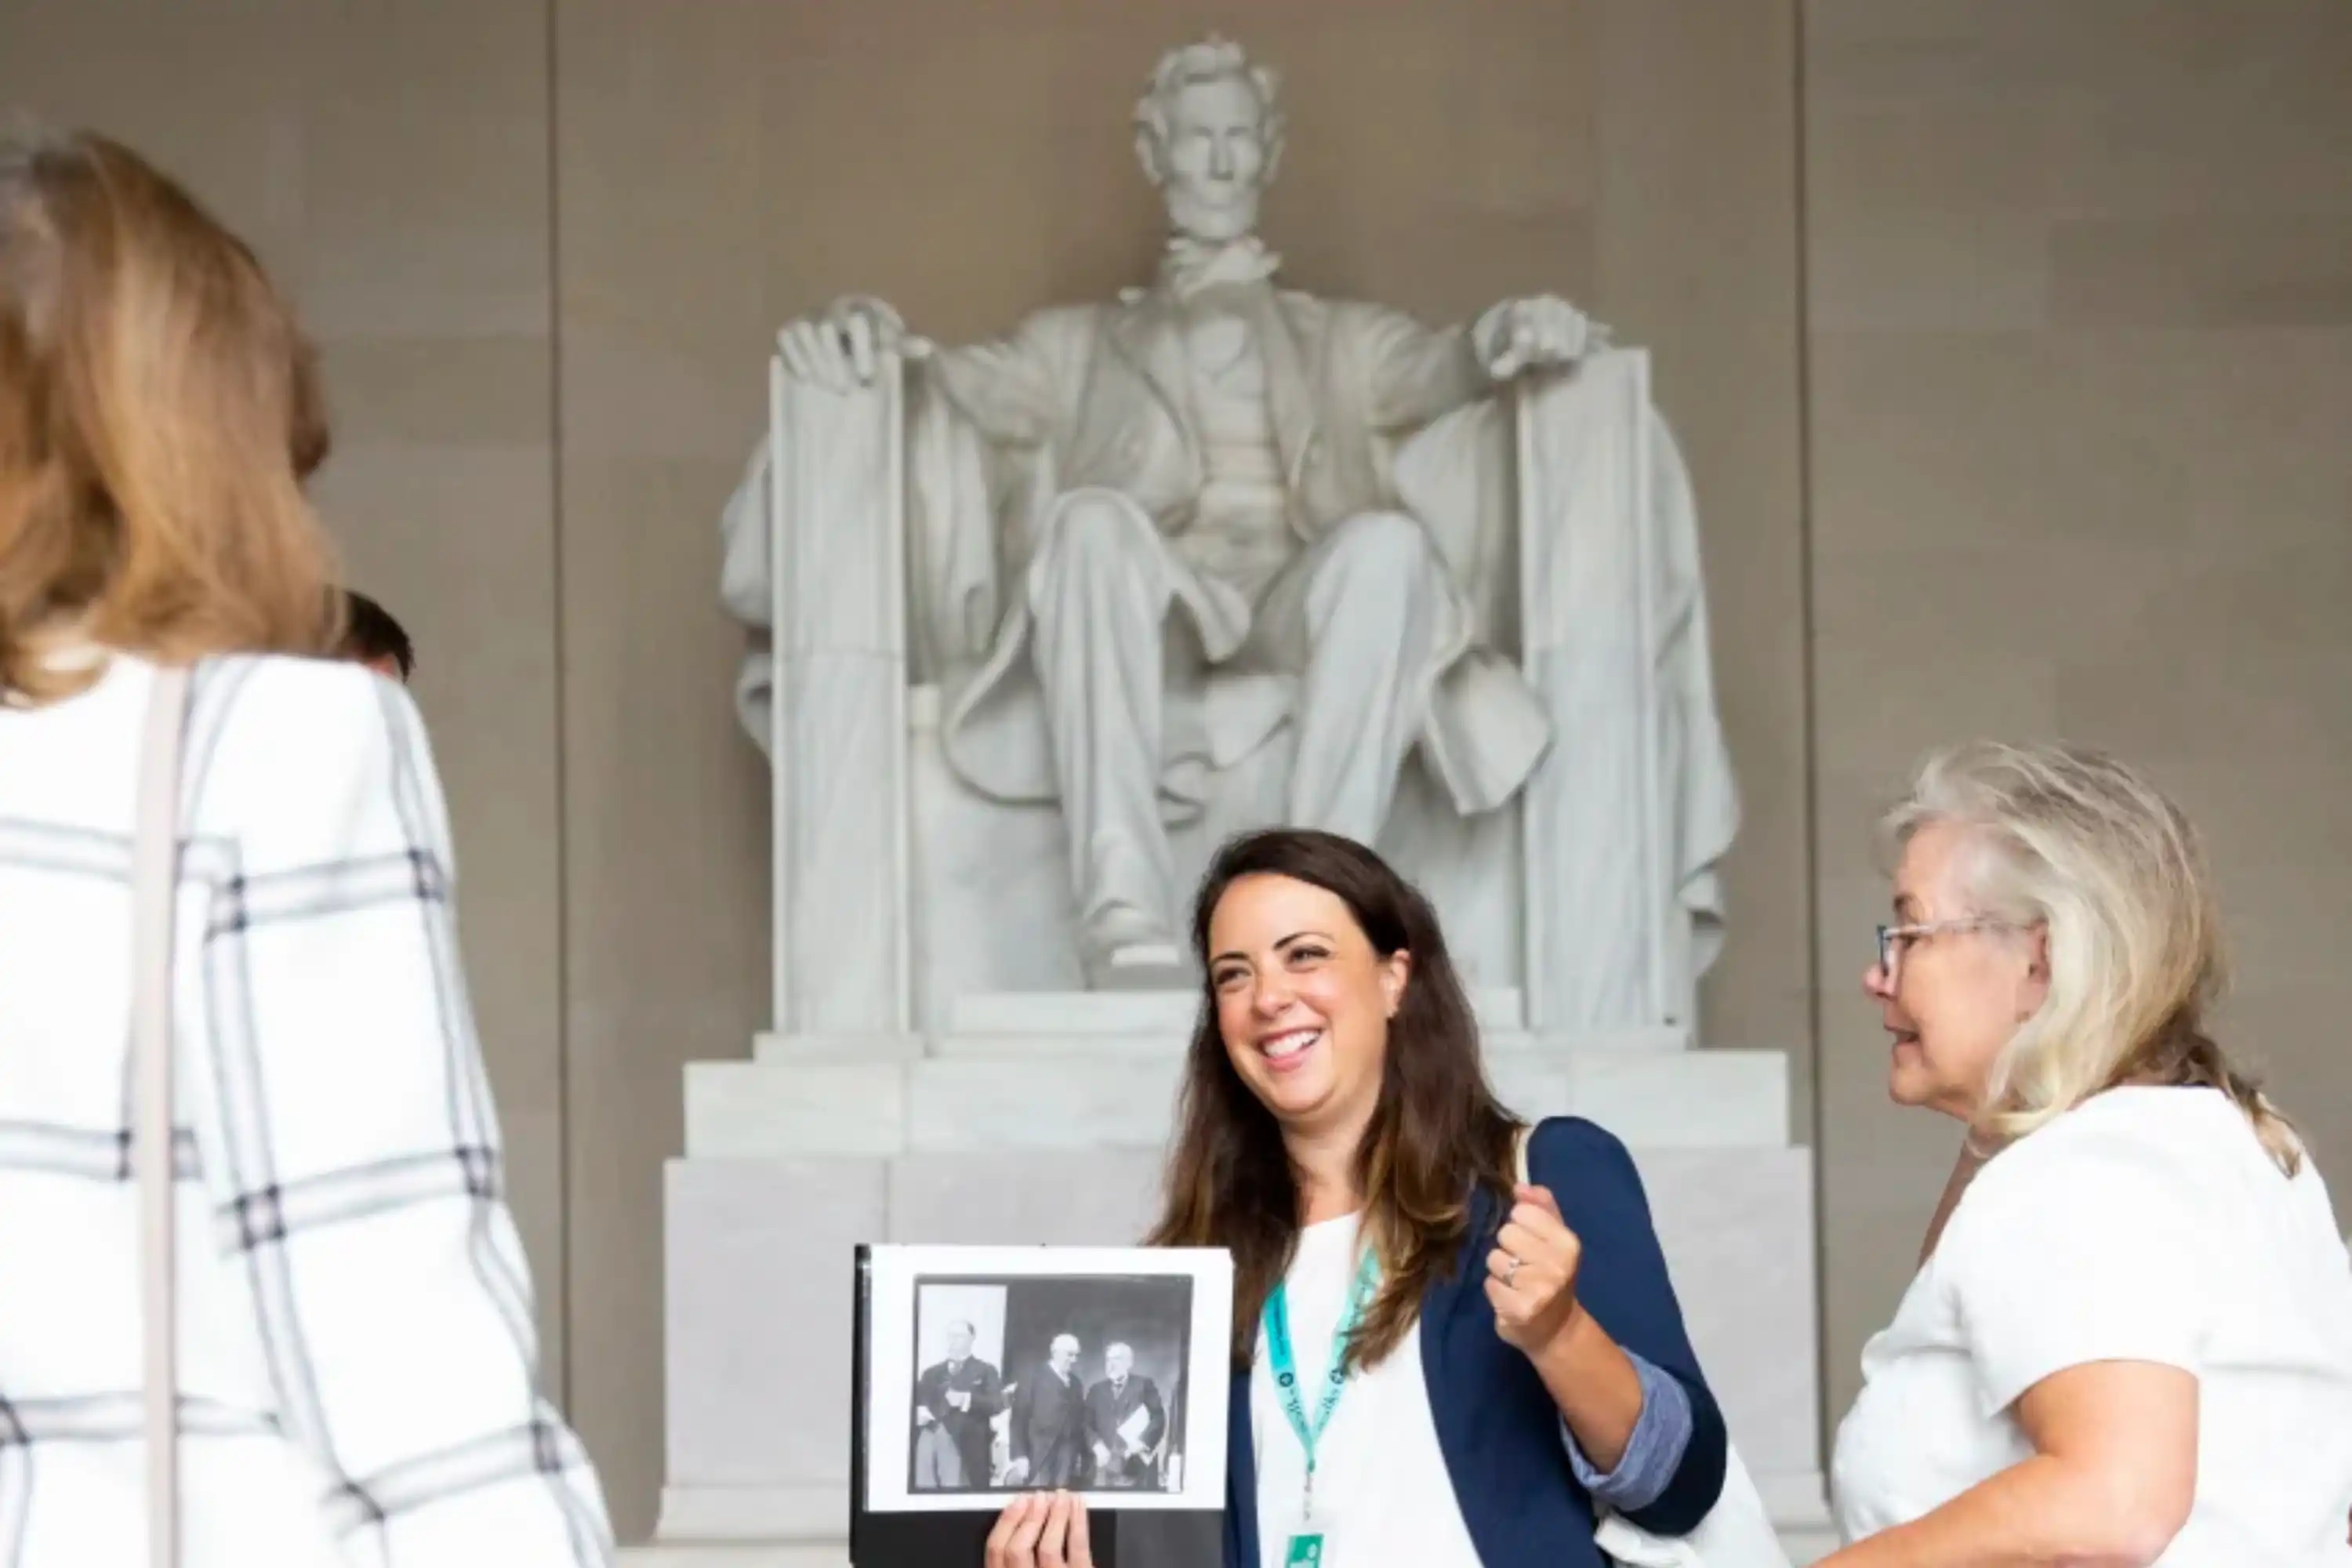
left=1263, top=1246, right=1381, bottom=1563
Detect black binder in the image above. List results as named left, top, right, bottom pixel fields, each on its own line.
left=849, top=1246, right=1223, bottom=1568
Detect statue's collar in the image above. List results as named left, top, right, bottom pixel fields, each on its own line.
left=1157, top=233, right=1281, bottom=299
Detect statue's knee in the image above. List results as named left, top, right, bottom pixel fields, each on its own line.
left=1046, top=490, right=1150, bottom=567
left=1327, top=509, right=1439, bottom=581
left=1029, top=491, right=1167, bottom=622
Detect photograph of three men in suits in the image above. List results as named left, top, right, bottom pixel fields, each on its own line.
left=908, top=1283, right=1181, bottom=1495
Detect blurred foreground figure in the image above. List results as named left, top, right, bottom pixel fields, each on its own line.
left=0, top=129, right=613, bottom=1566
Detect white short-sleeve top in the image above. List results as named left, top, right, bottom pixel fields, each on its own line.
left=1831, top=1086, right=2352, bottom=1564
left=1248, top=1214, right=1483, bottom=1568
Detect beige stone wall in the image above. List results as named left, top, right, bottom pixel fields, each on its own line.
left=1804, top=0, right=2352, bottom=1425
left=0, top=0, right=569, bottom=1391
left=9, top=0, right=2349, bottom=1541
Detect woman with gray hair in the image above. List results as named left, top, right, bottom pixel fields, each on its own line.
left=1824, top=742, right=2352, bottom=1566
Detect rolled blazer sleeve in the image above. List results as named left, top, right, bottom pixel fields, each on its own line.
left=1561, top=1348, right=1695, bottom=1512
left=1534, top=1117, right=1728, bottom=1535
left=183, top=661, right=612, bottom=1565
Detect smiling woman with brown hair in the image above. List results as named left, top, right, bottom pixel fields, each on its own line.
left=985, top=828, right=1727, bottom=1568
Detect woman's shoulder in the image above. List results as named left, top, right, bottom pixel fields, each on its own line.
left=1523, top=1116, right=1652, bottom=1215
left=194, top=647, right=417, bottom=738
left=2, top=650, right=405, bottom=805
left=183, top=652, right=437, bottom=842
left=1526, top=1114, right=1637, bottom=1169
left=1984, top=1087, right=2251, bottom=1189
left=1944, top=1089, right=2240, bottom=1265
left=191, top=648, right=397, bottom=721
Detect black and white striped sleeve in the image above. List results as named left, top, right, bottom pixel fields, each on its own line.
left=182, top=662, right=612, bottom=1566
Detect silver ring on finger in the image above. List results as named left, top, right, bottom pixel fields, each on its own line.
left=1504, top=1254, right=1522, bottom=1286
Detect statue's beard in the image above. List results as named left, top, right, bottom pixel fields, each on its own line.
left=1165, top=186, right=1261, bottom=245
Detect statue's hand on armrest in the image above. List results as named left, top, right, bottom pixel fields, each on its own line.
left=778, top=294, right=935, bottom=391
left=1472, top=295, right=1610, bottom=381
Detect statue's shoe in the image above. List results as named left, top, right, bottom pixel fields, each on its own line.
left=1082, top=905, right=1190, bottom=992
left=1091, top=939, right=1190, bottom=992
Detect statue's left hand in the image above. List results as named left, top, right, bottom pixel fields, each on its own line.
left=1473, top=296, right=1608, bottom=379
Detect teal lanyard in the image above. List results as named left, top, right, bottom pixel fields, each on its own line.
left=1262, top=1248, right=1381, bottom=1522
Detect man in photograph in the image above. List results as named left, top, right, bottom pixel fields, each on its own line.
left=1085, top=1341, right=1167, bottom=1490
left=911, top=1319, right=1002, bottom=1489
left=1005, top=1332, right=1088, bottom=1488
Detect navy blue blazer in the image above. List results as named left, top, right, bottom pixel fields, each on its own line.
left=1222, top=1116, right=1727, bottom=1568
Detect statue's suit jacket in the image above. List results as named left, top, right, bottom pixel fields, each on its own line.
left=908, top=281, right=1552, bottom=815
left=718, top=289, right=1740, bottom=1015
left=929, top=283, right=1486, bottom=540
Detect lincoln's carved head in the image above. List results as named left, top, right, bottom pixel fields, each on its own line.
left=1133, top=36, right=1285, bottom=244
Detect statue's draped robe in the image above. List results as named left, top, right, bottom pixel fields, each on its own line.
left=720, top=283, right=1739, bottom=987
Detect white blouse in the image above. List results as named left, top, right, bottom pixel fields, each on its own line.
left=1832, top=1087, right=2352, bottom=1565
left=1249, top=1214, right=1482, bottom=1568
left=0, top=654, right=612, bottom=1567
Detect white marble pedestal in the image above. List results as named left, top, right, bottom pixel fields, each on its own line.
left=636, top=993, right=1835, bottom=1566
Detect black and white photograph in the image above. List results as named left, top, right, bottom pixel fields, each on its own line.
left=909, top=1274, right=1189, bottom=1496
left=859, top=1245, right=1231, bottom=1515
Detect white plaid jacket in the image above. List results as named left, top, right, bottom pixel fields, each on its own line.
left=0, top=653, right=612, bottom=1567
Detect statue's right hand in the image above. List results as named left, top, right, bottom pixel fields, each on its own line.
left=778, top=296, right=920, bottom=391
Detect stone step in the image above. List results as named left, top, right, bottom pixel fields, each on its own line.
left=624, top=1506, right=1838, bottom=1568
left=946, top=985, right=1530, bottom=1036
left=621, top=1531, right=1839, bottom=1568
left=658, top=1145, right=1828, bottom=1566
left=750, top=1022, right=1689, bottom=1065
left=622, top=1548, right=847, bottom=1568
left=630, top=1475, right=1838, bottom=1566
left=686, top=1047, right=1788, bottom=1158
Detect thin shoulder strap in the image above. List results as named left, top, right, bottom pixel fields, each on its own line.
left=133, top=663, right=192, bottom=1568
left=1512, top=1122, right=1532, bottom=1187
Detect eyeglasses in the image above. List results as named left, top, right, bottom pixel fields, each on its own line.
left=1874, top=918, right=2013, bottom=981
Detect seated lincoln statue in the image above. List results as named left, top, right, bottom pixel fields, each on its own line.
left=722, top=36, right=1737, bottom=1015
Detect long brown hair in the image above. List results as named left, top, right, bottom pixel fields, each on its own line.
left=0, top=129, right=339, bottom=705
left=1148, top=829, right=1521, bottom=1370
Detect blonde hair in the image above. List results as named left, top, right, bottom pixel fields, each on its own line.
left=1886, top=741, right=2301, bottom=1174
left=0, top=129, right=340, bottom=705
